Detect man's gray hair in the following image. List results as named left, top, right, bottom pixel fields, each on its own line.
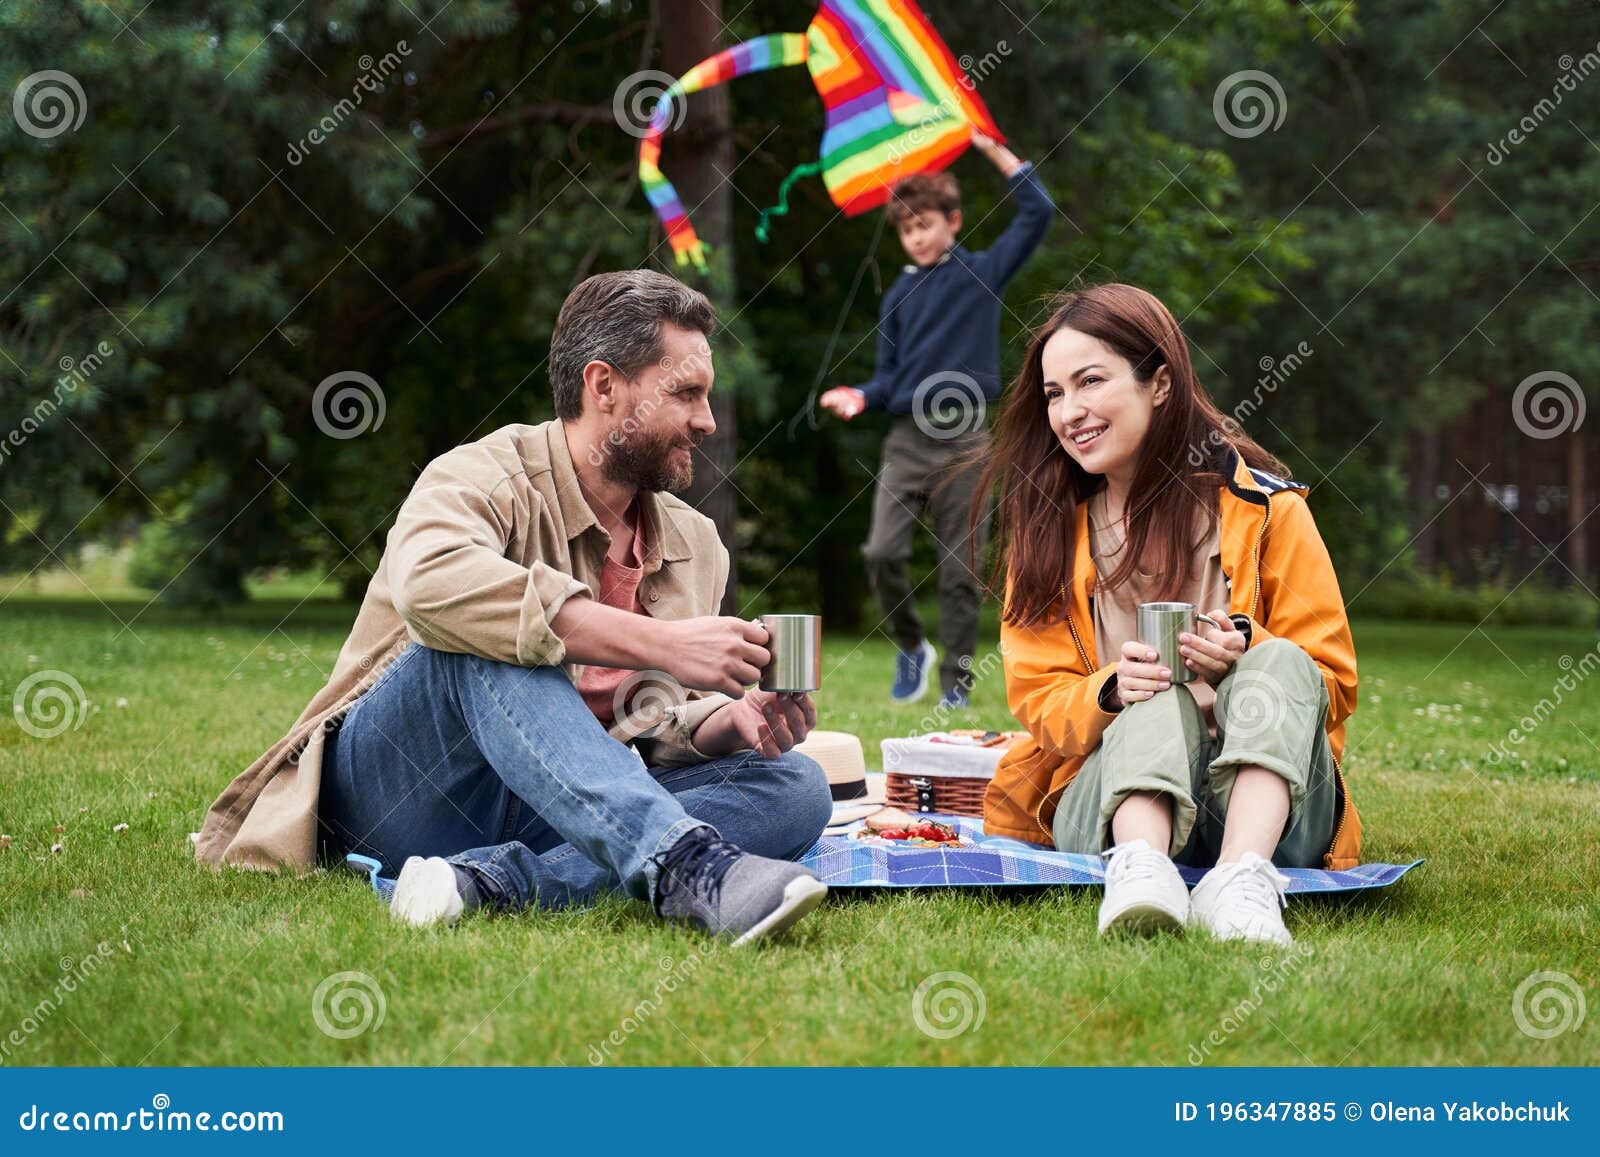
left=549, top=270, right=717, bottom=420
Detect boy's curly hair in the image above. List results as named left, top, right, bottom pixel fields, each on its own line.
left=885, top=171, right=961, bottom=226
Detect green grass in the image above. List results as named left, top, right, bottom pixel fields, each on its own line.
left=1, top=596, right=1595, bottom=1066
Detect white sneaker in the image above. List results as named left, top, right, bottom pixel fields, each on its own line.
left=1188, top=852, right=1293, bottom=946
left=391, top=856, right=465, bottom=928
left=1097, top=838, right=1190, bottom=936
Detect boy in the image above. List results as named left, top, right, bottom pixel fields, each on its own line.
left=821, top=129, right=1053, bottom=708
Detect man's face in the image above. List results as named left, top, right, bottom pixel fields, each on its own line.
left=601, top=322, right=716, bottom=493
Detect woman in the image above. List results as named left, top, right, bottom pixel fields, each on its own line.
left=975, top=284, right=1361, bottom=946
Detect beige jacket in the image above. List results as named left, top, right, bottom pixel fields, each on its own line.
left=193, top=419, right=733, bottom=872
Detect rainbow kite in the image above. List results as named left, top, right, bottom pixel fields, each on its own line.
left=638, top=0, right=1005, bottom=270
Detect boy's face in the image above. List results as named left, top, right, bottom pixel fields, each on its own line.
left=896, top=208, right=962, bottom=267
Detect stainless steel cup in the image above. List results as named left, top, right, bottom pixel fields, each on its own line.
left=1136, top=602, right=1222, bottom=685
left=758, top=614, right=821, bottom=693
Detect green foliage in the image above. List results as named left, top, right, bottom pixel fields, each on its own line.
left=1357, top=570, right=1597, bottom=629
left=2, top=2, right=1594, bottom=609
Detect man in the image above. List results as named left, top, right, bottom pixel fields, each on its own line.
left=821, top=129, right=1052, bottom=710
left=195, top=270, right=833, bottom=945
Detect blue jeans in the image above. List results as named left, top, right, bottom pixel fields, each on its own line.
left=316, top=644, right=833, bottom=910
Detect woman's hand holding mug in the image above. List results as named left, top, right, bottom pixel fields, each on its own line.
left=1178, top=606, right=1247, bottom=685
left=1115, top=639, right=1172, bottom=707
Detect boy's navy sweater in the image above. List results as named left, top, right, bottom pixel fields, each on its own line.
left=856, top=161, right=1053, bottom=416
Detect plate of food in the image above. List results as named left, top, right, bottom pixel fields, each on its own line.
left=848, top=807, right=967, bottom=848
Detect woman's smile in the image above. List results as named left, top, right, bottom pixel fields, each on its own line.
left=1068, top=422, right=1108, bottom=452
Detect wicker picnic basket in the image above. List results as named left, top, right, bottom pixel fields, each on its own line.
left=880, top=730, right=1027, bottom=817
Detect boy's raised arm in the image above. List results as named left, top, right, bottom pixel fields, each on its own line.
left=971, top=130, right=1053, bottom=289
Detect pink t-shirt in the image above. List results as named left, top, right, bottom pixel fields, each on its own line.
left=576, top=511, right=649, bottom=727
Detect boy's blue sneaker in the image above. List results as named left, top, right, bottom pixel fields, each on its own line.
left=938, top=686, right=970, bottom=711
left=891, top=639, right=937, bottom=703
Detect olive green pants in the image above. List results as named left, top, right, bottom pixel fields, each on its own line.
left=1052, top=637, right=1338, bottom=868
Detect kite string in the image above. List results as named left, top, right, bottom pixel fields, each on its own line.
left=789, top=209, right=890, bottom=439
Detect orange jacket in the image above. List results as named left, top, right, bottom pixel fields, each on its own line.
left=984, top=450, right=1363, bottom=870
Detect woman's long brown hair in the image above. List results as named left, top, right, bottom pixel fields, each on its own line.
left=970, top=283, right=1289, bottom=628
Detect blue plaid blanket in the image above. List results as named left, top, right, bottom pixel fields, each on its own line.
left=348, top=813, right=1421, bottom=900
left=804, top=814, right=1423, bottom=893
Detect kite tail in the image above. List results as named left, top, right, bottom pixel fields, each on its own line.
left=639, top=32, right=809, bottom=271
left=754, top=160, right=823, bottom=243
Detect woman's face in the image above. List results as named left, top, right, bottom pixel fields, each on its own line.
left=1041, top=326, right=1169, bottom=484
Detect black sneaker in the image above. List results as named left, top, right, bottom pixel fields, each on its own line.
left=652, top=828, right=827, bottom=946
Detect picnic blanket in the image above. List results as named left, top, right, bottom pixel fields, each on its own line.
left=347, top=813, right=1421, bottom=900
left=805, top=814, right=1423, bottom=892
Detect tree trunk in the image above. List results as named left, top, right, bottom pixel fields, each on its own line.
left=1569, top=424, right=1589, bottom=589
left=660, top=0, right=740, bottom=613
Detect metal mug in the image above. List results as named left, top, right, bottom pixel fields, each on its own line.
left=1136, top=602, right=1223, bottom=685
left=757, top=614, right=821, bottom=693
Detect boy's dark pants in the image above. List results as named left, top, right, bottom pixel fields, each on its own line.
left=862, top=417, right=991, bottom=696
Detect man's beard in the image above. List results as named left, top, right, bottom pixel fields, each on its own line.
left=601, top=423, right=696, bottom=493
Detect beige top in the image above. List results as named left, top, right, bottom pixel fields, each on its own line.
left=194, top=419, right=733, bottom=873
left=1086, top=488, right=1231, bottom=665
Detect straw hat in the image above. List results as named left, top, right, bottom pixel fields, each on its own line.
left=795, top=730, right=885, bottom=826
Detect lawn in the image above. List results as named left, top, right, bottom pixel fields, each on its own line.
left=1, top=594, right=1595, bottom=1066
